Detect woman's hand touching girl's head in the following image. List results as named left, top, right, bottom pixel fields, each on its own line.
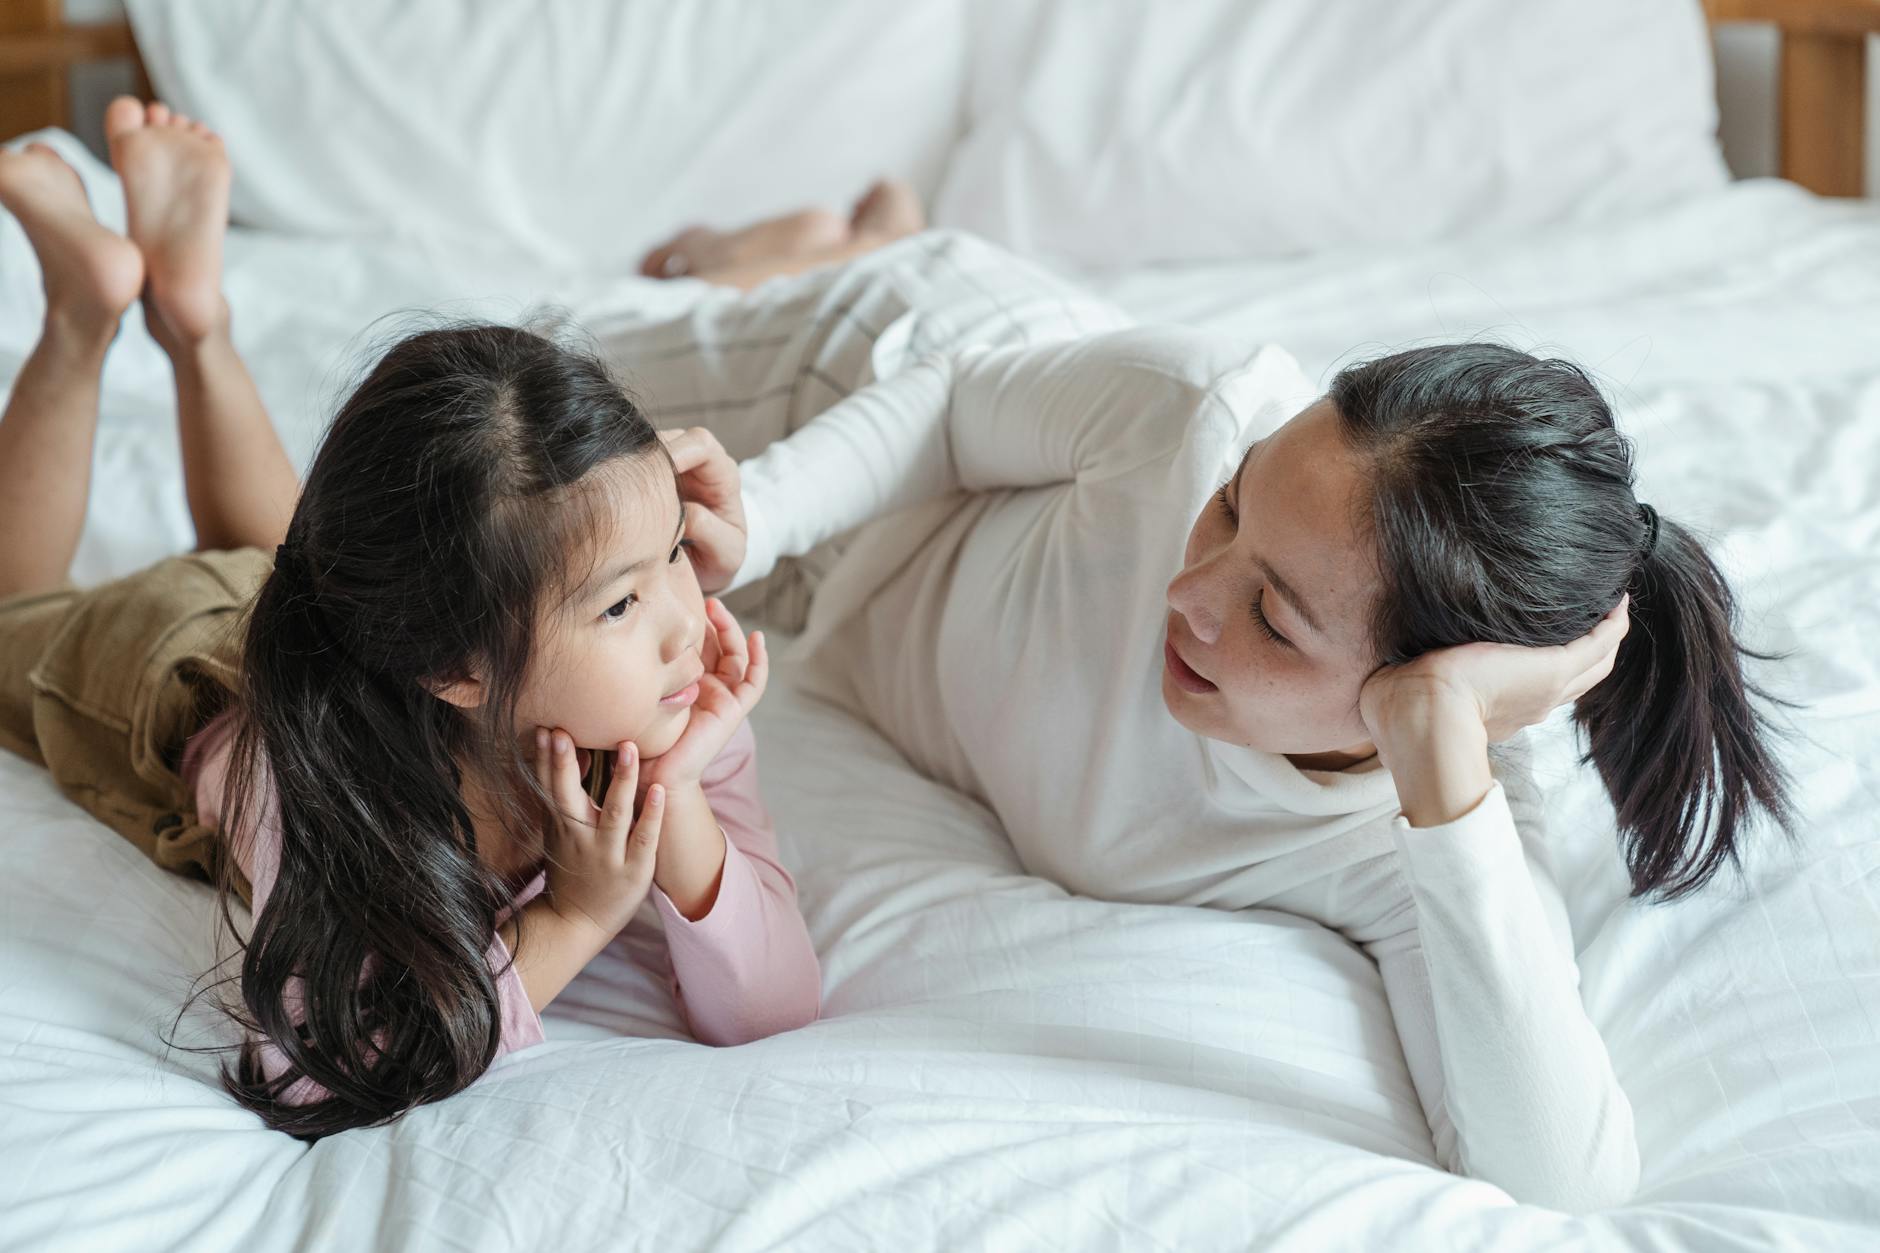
left=659, top=426, right=747, bottom=595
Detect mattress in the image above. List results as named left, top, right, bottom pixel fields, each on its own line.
left=1, top=134, right=1876, bottom=1250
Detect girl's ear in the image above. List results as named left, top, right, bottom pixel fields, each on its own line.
left=425, top=670, right=485, bottom=710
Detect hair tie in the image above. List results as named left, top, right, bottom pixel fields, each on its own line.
left=1637, top=503, right=1661, bottom=562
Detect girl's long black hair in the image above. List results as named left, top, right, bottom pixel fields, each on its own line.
left=213, top=322, right=659, bottom=1138
left=1330, top=343, right=1792, bottom=899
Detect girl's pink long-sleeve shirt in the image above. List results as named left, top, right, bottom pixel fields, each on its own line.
left=183, top=714, right=820, bottom=1101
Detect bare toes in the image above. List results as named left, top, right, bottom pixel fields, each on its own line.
left=147, top=103, right=171, bottom=126
left=639, top=238, right=693, bottom=279
left=104, top=96, right=145, bottom=139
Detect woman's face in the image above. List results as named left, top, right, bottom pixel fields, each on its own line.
left=1162, top=398, right=1384, bottom=763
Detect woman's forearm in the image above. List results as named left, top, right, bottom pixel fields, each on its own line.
left=1368, top=689, right=1494, bottom=828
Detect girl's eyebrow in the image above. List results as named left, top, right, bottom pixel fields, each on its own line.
left=581, top=490, right=687, bottom=602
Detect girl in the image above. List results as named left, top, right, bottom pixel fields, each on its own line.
left=0, top=101, right=819, bottom=1141
left=612, top=228, right=1790, bottom=1213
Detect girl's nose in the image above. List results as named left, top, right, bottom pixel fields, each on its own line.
left=663, top=597, right=704, bottom=663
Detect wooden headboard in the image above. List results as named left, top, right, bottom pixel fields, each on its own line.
left=2, top=2, right=1877, bottom=196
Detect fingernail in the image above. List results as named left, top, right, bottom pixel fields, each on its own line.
left=555, top=733, right=569, bottom=755
left=536, top=728, right=547, bottom=749
left=649, top=784, right=664, bottom=802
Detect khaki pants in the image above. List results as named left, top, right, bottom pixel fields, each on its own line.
left=0, top=548, right=271, bottom=895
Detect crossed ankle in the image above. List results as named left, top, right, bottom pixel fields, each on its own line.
left=41, top=301, right=126, bottom=353
left=147, top=295, right=233, bottom=357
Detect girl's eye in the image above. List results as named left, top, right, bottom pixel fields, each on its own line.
left=670, top=539, right=695, bottom=565
left=602, top=593, right=638, bottom=623
left=1252, top=592, right=1292, bottom=648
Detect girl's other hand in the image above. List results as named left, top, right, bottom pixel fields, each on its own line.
left=640, top=597, right=769, bottom=790
left=661, top=427, right=747, bottom=594
left=535, top=727, right=665, bottom=942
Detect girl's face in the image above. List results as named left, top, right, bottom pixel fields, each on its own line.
left=1162, top=399, right=1384, bottom=764
left=519, top=459, right=707, bottom=759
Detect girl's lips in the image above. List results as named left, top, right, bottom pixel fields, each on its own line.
left=660, top=681, right=700, bottom=708
left=1164, top=635, right=1218, bottom=694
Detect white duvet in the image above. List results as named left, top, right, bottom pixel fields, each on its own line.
left=1, top=134, right=1877, bottom=1251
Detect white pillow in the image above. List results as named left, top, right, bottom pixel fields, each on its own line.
left=931, top=0, right=1729, bottom=269
left=123, top=0, right=967, bottom=269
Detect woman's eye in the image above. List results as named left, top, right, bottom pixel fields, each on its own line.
left=1252, top=592, right=1292, bottom=648
left=602, top=593, right=637, bottom=623
left=1215, top=482, right=1236, bottom=521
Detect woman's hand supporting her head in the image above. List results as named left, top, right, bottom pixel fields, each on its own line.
left=1360, top=597, right=1630, bottom=827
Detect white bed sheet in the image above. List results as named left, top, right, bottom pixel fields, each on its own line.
left=2, top=134, right=1877, bottom=1251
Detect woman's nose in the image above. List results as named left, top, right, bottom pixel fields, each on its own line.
left=1167, top=565, right=1223, bottom=645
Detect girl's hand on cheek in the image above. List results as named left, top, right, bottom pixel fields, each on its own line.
left=536, top=727, right=665, bottom=942
left=640, top=597, right=769, bottom=790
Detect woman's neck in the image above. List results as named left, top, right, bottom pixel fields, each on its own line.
left=1286, top=741, right=1379, bottom=773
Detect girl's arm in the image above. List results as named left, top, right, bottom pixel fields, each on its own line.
left=729, top=329, right=1309, bottom=592
left=1358, top=606, right=1639, bottom=1211
left=650, top=721, right=822, bottom=1044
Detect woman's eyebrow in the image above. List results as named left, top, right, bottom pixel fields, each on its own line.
left=1257, top=559, right=1326, bottom=636
left=1233, top=443, right=1325, bottom=636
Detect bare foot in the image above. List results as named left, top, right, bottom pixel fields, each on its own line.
left=0, top=142, right=143, bottom=335
left=639, top=207, right=849, bottom=280
left=104, top=96, right=231, bottom=345
left=849, top=179, right=924, bottom=244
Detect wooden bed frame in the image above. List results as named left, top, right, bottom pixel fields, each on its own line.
left=2, top=1, right=1878, bottom=197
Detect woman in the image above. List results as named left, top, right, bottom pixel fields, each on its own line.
left=621, top=225, right=1790, bottom=1211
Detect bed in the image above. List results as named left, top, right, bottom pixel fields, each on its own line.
left=3, top=3, right=1879, bottom=1250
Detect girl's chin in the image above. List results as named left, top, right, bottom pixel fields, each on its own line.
left=631, top=707, right=691, bottom=757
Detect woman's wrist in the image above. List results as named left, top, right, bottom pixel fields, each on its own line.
left=1369, top=691, right=1494, bottom=828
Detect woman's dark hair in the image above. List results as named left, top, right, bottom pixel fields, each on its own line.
left=1330, top=342, right=1791, bottom=899
left=214, top=322, right=660, bottom=1138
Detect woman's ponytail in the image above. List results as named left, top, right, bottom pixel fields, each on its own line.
left=1574, top=508, right=1794, bottom=898
left=1331, top=343, right=1793, bottom=905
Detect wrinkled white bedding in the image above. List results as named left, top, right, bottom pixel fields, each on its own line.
left=1, top=135, right=1877, bottom=1250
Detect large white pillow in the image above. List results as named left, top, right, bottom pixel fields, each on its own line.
left=123, top=0, right=967, bottom=269
left=930, top=0, right=1730, bottom=269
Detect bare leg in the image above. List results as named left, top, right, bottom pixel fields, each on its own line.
left=0, top=143, right=144, bottom=599
left=639, top=179, right=928, bottom=292
left=105, top=97, right=298, bottom=553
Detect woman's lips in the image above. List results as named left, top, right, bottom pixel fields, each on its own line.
left=1164, top=635, right=1218, bottom=694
